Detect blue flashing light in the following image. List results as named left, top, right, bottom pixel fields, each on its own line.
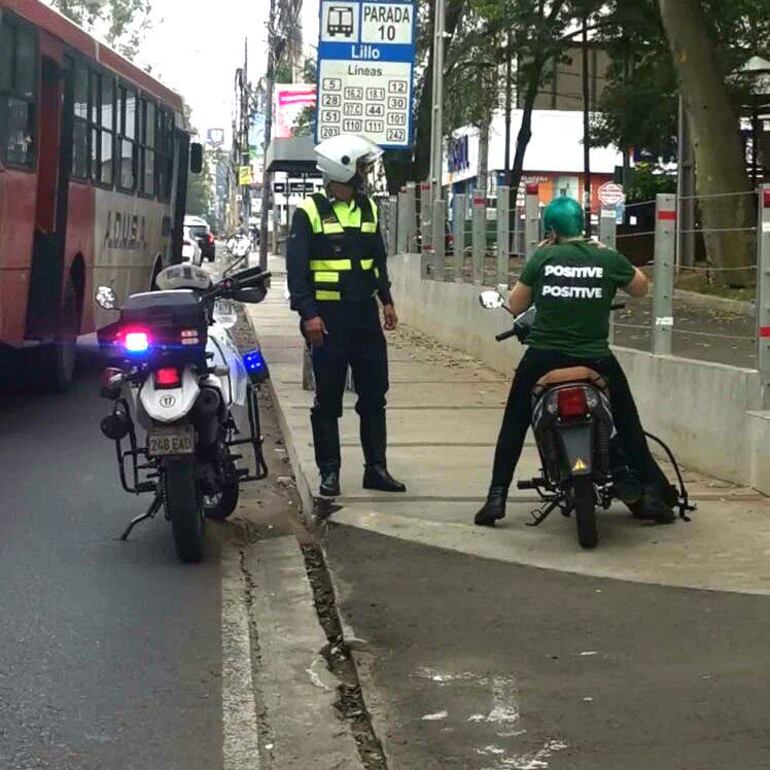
left=243, top=349, right=269, bottom=382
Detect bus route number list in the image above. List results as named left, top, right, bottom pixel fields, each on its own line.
left=318, top=62, right=411, bottom=147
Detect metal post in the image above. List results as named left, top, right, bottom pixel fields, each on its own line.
left=397, top=189, right=407, bottom=254
left=472, top=194, right=486, bottom=284
left=652, top=193, right=677, bottom=356
left=428, top=0, right=446, bottom=199
left=388, top=195, right=399, bottom=257
left=496, top=185, right=510, bottom=290
left=432, top=198, right=446, bottom=281
left=420, top=181, right=432, bottom=278
left=405, top=182, right=417, bottom=253
left=513, top=205, right=521, bottom=257
left=453, top=193, right=466, bottom=282
left=524, top=184, right=540, bottom=262
left=757, top=184, right=770, bottom=405
left=599, top=207, right=618, bottom=344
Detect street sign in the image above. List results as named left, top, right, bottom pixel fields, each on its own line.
left=316, top=0, right=417, bottom=150
left=238, top=166, right=253, bottom=186
left=598, top=181, right=625, bottom=207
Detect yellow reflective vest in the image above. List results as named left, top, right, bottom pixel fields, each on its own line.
left=296, top=193, right=380, bottom=302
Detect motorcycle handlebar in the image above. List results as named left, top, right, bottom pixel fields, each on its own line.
left=495, top=328, right=519, bottom=343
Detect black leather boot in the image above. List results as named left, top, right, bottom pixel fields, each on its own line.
left=629, top=486, right=676, bottom=524
left=474, top=486, right=508, bottom=526
left=360, top=411, right=406, bottom=493
left=319, top=467, right=341, bottom=498
left=311, top=412, right=341, bottom=498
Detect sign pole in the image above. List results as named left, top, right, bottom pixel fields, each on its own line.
left=429, top=0, right=446, bottom=202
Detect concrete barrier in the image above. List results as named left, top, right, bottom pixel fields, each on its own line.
left=389, top=253, right=765, bottom=488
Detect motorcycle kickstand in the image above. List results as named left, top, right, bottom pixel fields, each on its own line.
left=526, top=497, right=562, bottom=527
left=119, top=494, right=163, bottom=541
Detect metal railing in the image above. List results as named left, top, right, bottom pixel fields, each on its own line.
left=386, top=182, right=770, bottom=401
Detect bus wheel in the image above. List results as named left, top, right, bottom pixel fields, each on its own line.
left=35, top=279, right=79, bottom=393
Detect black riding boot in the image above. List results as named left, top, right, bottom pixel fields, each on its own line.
left=311, top=412, right=341, bottom=497
left=474, top=486, right=508, bottom=527
left=360, top=411, right=406, bottom=493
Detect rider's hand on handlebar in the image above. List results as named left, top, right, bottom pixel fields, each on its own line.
left=304, top=316, right=327, bottom=348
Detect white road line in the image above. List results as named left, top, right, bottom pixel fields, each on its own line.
left=222, top=548, right=261, bottom=770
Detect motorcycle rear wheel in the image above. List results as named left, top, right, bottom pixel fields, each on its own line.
left=573, top=477, right=598, bottom=549
left=164, top=458, right=205, bottom=563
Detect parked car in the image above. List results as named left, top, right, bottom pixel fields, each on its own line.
left=184, top=215, right=216, bottom=261
left=414, top=222, right=455, bottom=255
left=182, top=226, right=203, bottom=265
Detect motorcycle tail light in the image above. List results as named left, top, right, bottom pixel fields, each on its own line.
left=208, top=233, right=215, bottom=244
left=557, top=387, right=588, bottom=418
left=155, top=366, right=182, bottom=389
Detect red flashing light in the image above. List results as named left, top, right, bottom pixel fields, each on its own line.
left=155, top=367, right=182, bottom=389
left=557, top=387, right=588, bottom=418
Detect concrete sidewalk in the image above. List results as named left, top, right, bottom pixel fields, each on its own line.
left=247, top=262, right=770, bottom=597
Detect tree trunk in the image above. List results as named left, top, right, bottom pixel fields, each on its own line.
left=510, top=61, right=543, bottom=203
left=658, top=0, right=755, bottom=287
left=477, top=120, right=490, bottom=199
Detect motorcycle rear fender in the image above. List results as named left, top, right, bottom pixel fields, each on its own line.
left=557, top=423, right=594, bottom=477
left=140, top=366, right=200, bottom=424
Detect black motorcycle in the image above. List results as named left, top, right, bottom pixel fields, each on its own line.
left=480, top=291, right=694, bottom=549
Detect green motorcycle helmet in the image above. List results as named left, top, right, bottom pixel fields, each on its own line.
left=543, top=196, right=585, bottom=239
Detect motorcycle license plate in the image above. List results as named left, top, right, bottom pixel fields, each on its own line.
left=148, top=426, right=195, bottom=456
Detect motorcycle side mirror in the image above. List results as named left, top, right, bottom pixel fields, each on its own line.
left=96, top=285, right=119, bottom=310
left=479, top=290, right=506, bottom=310
left=232, top=286, right=267, bottom=304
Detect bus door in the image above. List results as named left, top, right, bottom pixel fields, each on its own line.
left=26, top=55, right=74, bottom=338
left=170, top=127, right=190, bottom=266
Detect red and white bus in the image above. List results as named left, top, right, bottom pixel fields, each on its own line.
left=0, top=0, right=199, bottom=390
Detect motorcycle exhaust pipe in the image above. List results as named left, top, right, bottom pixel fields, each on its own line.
left=101, top=411, right=131, bottom=441
left=195, top=387, right=221, bottom=416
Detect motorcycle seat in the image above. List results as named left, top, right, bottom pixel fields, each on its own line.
left=534, top=367, right=607, bottom=394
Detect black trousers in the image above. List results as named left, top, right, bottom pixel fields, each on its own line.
left=490, top=348, right=670, bottom=492
left=310, top=299, right=389, bottom=419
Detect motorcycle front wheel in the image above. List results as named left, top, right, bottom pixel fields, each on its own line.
left=573, top=477, right=598, bottom=550
left=164, top=458, right=205, bottom=563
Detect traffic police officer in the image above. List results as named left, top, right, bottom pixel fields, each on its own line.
left=287, top=135, right=406, bottom=498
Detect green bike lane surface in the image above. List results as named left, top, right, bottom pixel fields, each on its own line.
left=0, top=369, right=224, bottom=770
left=325, top=524, right=770, bottom=770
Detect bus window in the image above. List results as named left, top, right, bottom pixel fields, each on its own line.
left=118, top=85, right=137, bottom=190
left=72, top=60, right=89, bottom=178
left=140, top=99, right=156, bottom=197
left=87, top=71, right=115, bottom=186
left=0, top=22, right=37, bottom=166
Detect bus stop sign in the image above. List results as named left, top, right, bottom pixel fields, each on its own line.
left=316, top=1, right=417, bottom=150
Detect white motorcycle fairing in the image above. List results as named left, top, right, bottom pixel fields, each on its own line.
left=139, top=366, right=201, bottom=424
left=207, top=321, right=250, bottom=434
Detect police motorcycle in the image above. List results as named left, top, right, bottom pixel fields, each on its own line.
left=479, top=290, right=694, bottom=549
left=95, top=264, right=271, bottom=563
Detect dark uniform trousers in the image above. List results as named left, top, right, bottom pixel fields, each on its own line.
left=310, top=300, right=390, bottom=472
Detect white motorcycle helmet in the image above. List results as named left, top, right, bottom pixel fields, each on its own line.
left=155, top=263, right=213, bottom=291
left=315, top=134, right=384, bottom=186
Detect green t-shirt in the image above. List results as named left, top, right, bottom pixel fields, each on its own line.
left=519, top=239, right=636, bottom=358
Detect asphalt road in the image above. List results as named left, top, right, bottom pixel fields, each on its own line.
left=326, top=525, right=770, bottom=770
left=0, top=359, right=225, bottom=770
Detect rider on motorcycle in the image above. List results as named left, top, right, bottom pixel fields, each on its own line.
left=475, top=195, right=677, bottom=528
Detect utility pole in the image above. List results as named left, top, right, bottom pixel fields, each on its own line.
left=428, top=0, right=446, bottom=201
left=259, top=0, right=280, bottom=271
left=581, top=12, right=592, bottom=236
left=240, top=39, right=251, bottom=234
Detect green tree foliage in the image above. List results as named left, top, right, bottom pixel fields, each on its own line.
left=48, top=0, right=151, bottom=58
left=186, top=146, right=213, bottom=219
